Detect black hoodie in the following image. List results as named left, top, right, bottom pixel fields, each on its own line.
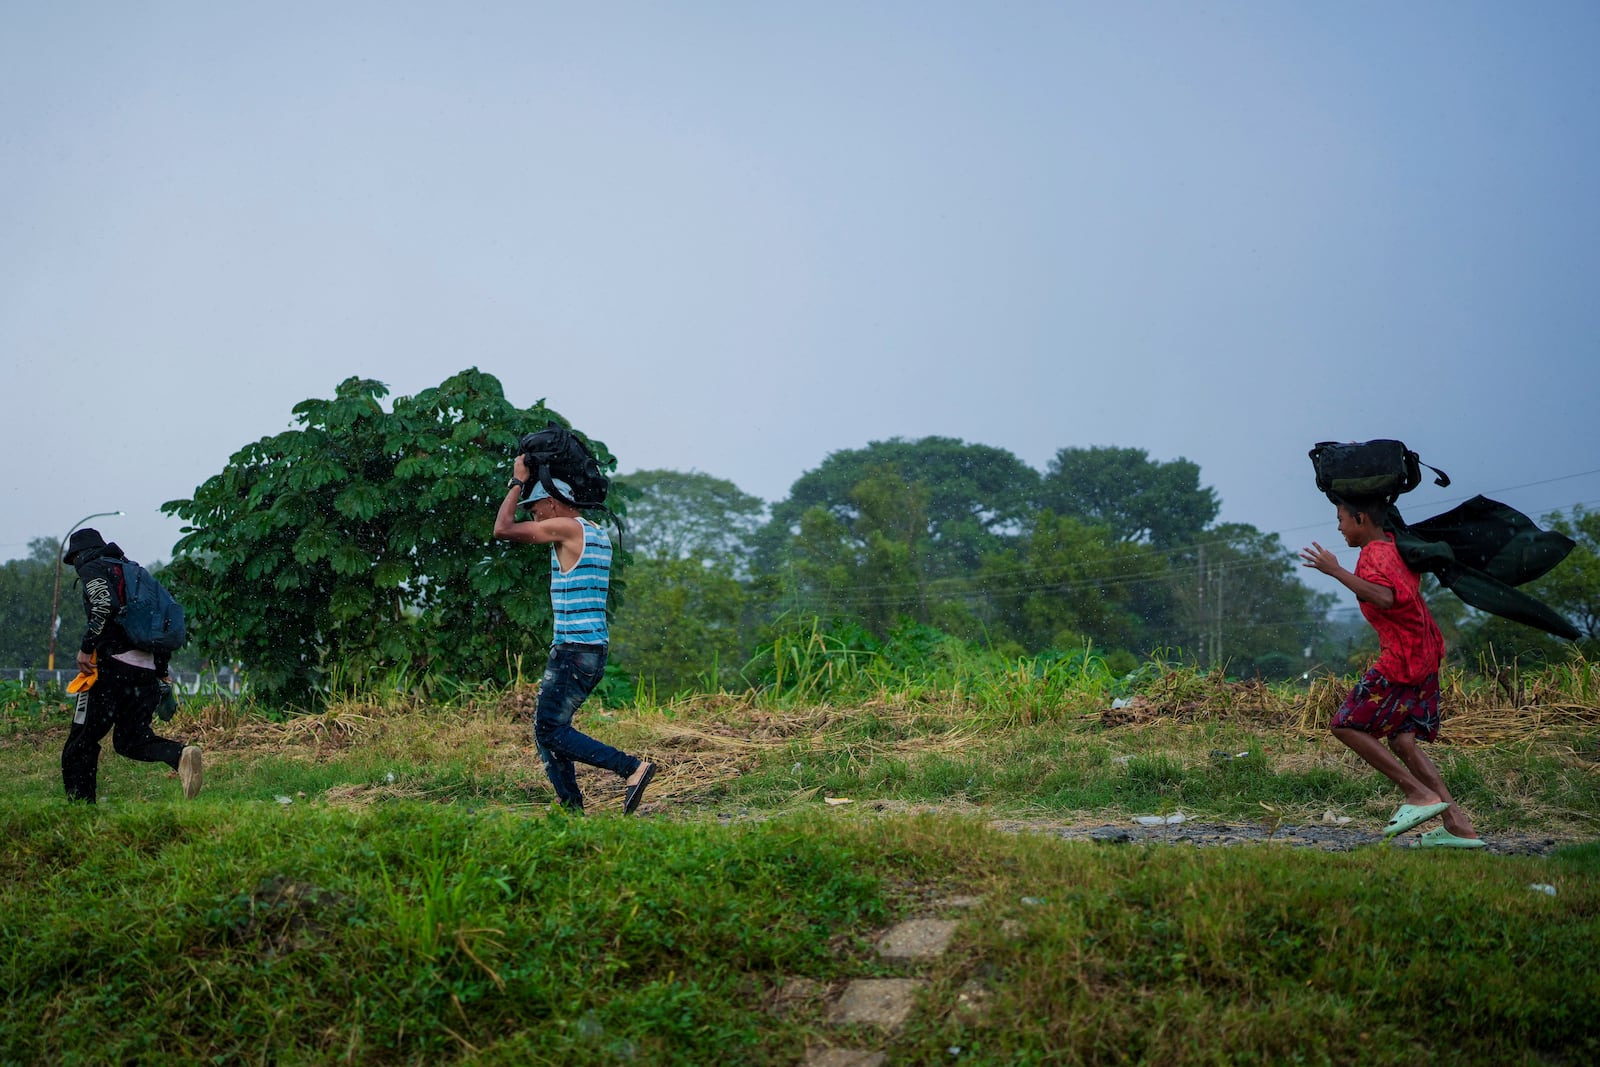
left=71, top=542, right=170, bottom=673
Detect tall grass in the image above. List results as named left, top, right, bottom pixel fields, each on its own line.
left=743, top=617, right=1133, bottom=726
left=5, top=649, right=1597, bottom=830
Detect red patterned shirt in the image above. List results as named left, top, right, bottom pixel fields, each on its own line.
left=1356, top=534, right=1445, bottom=684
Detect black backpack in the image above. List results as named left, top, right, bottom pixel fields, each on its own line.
left=518, top=422, right=611, bottom=508
left=1309, top=439, right=1450, bottom=504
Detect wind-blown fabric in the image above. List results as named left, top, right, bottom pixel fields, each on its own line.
left=1383, top=496, right=1579, bottom=641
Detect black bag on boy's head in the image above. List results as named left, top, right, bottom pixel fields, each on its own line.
left=518, top=421, right=611, bottom=509
left=1308, top=439, right=1450, bottom=505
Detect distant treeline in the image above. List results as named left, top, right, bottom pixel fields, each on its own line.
left=5, top=371, right=1594, bottom=704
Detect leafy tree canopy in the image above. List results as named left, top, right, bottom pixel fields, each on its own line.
left=758, top=436, right=1040, bottom=576
left=980, top=512, right=1159, bottom=655
left=1177, top=522, right=1334, bottom=678
left=609, top=555, right=751, bottom=696
left=1531, top=505, right=1600, bottom=642
left=162, top=369, right=619, bottom=704
left=771, top=466, right=954, bottom=636
left=0, top=539, right=58, bottom=668
left=1040, top=446, right=1219, bottom=547
left=619, top=469, right=766, bottom=567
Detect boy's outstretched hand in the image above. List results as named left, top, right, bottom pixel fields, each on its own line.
left=1300, top=542, right=1341, bottom=576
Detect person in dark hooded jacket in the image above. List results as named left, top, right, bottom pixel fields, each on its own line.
left=60, top=528, right=202, bottom=802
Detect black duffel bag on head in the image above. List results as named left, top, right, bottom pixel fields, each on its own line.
left=1309, top=439, right=1450, bottom=504
left=518, top=421, right=611, bottom=509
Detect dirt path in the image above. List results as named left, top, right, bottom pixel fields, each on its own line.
left=701, top=800, right=1580, bottom=856
left=697, top=796, right=1574, bottom=857
left=984, top=815, right=1574, bottom=855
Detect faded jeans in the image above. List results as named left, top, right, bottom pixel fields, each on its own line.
left=533, top=643, right=639, bottom=810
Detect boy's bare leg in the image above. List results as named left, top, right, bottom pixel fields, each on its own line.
left=1333, top=727, right=1441, bottom=806
left=1389, top=731, right=1478, bottom=838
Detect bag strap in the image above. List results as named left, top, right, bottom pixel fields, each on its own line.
left=1402, top=449, right=1451, bottom=495
left=531, top=462, right=628, bottom=548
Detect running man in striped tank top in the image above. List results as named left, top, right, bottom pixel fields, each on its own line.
left=495, top=456, right=656, bottom=814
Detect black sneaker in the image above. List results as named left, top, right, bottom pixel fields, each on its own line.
left=623, top=762, right=657, bottom=815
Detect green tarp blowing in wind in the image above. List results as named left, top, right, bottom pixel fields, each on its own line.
left=1384, top=495, right=1581, bottom=642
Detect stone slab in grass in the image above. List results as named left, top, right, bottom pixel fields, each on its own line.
left=877, top=918, right=959, bottom=959
left=803, top=1050, right=887, bottom=1067
left=828, top=978, right=928, bottom=1029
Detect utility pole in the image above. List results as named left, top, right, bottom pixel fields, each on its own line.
left=1213, top=560, right=1224, bottom=670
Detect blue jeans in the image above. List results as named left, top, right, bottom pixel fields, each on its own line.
left=533, top=643, right=638, bottom=809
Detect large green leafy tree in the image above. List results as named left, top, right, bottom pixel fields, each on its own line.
left=1039, top=446, right=1219, bottom=547
left=608, top=470, right=765, bottom=694
left=755, top=437, right=1039, bottom=637
left=610, top=556, right=750, bottom=695
left=162, top=369, right=620, bottom=704
left=0, top=539, right=58, bottom=668
left=618, top=469, right=766, bottom=568
left=759, top=437, right=1039, bottom=569
left=776, top=466, right=948, bottom=635
left=979, top=513, right=1161, bottom=657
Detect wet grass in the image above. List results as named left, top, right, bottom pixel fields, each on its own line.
left=1, top=802, right=1596, bottom=1065
left=2, top=661, right=1597, bottom=1064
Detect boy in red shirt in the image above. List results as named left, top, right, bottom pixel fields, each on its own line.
left=1300, top=497, right=1484, bottom=848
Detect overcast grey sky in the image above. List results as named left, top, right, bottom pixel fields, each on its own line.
left=5, top=2, right=1599, bottom=580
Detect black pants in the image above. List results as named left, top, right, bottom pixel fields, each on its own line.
left=61, top=657, right=183, bottom=802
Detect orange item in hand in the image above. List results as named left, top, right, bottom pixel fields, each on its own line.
left=67, top=651, right=97, bottom=693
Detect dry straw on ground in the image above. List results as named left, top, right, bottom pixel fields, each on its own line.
left=1100, top=670, right=1600, bottom=747
left=162, top=666, right=1600, bottom=810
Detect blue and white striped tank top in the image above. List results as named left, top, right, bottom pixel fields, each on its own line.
left=550, top=519, right=611, bottom=645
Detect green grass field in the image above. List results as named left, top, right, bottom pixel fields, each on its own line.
left=2, top=665, right=1597, bottom=1065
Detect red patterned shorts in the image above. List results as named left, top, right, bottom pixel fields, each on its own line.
left=1331, top=668, right=1441, bottom=742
